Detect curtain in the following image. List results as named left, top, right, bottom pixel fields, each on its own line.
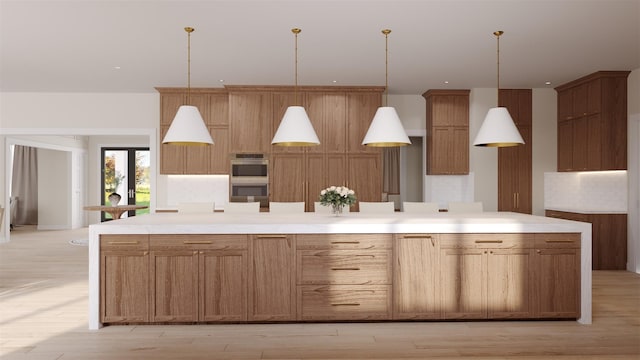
left=383, top=147, right=400, bottom=195
left=11, top=145, right=38, bottom=225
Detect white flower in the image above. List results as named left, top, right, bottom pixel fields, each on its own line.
left=320, top=190, right=326, bottom=195
left=348, top=189, right=355, bottom=195
left=329, top=186, right=336, bottom=191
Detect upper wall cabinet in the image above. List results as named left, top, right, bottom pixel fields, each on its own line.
left=157, top=88, right=229, bottom=175
left=555, top=71, right=630, bottom=172
left=422, top=90, right=470, bottom=175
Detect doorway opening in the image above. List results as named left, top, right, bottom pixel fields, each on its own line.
left=101, top=147, right=150, bottom=221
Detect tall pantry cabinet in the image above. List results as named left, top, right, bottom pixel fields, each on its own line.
left=498, top=89, right=532, bottom=214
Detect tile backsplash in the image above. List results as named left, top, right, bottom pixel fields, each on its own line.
left=544, top=171, right=628, bottom=212
left=166, top=175, right=229, bottom=210
left=424, top=172, right=475, bottom=209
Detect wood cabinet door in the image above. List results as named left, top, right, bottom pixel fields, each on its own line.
left=451, top=127, right=469, bottom=174
left=199, top=250, right=247, bottom=322
left=498, top=126, right=532, bottom=214
left=534, top=248, right=580, bottom=318
left=209, top=127, right=229, bottom=174
left=348, top=154, right=382, bottom=211
left=393, top=234, right=441, bottom=319
left=209, top=93, right=229, bottom=126
left=150, top=250, right=199, bottom=322
left=347, top=92, right=381, bottom=153
left=160, top=126, right=185, bottom=175
left=586, top=114, right=602, bottom=171
left=440, top=248, right=486, bottom=319
left=322, top=92, right=347, bottom=153
left=304, top=92, right=326, bottom=154
left=101, top=251, right=149, bottom=323
left=160, top=93, right=186, bottom=126
left=428, top=127, right=468, bottom=175
left=229, top=92, right=272, bottom=154
left=572, top=116, right=589, bottom=171
left=572, top=83, right=588, bottom=118
left=270, top=154, right=305, bottom=202
left=184, top=128, right=212, bottom=175
left=249, top=235, right=296, bottom=321
left=557, top=88, right=573, bottom=121
left=486, top=249, right=534, bottom=319
left=305, top=153, right=326, bottom=212
left=557, top=120, right=574, bottom=171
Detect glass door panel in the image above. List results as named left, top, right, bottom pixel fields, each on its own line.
left=102, top=147, right=150, bottom=221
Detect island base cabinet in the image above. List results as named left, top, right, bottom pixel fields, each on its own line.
left=100, top=235, right=150, bottom=324
left=199, top=251, right=247, bottom=322
left=298, top=285, right=391, bottom=321
left=150, top=235, right=248, bottom=323
left=534, top=233, right=581, bottom=319
left=150, top=250, right=199, bottom=322
left=249, top=235, right=296, bottom=321
left=393, top=234, right=441, bottom=319
left=439, top=234, right=535, bottom=320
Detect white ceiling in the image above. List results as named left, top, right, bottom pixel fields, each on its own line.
left=1, top=0, right=638, bottom=95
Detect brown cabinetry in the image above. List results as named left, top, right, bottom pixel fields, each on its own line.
left=423, top=90, right=470, bottom=175
left=157, top=88, right=230, bottom=174
left=546, top=210, right=627, bottom=270
left=100, top=235, right=150, bottom=323
left=498, top=89, right=532, bottom=214
left=555, top=71, right=630, bottom=171
left=229, top=90, right=273, bottom=154
left=533, top=233, right=581, bottom=318
left=393, top=234, right=441, bottom=319
left=440, top=234, right=535, bottom=319
left=296, top=234, right=392, bottom=321
left=149, top=235, right=247, bottom=322
left=249, top=234, right=296, bottom=321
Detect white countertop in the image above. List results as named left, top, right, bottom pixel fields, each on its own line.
left=90, top=211, right=591, bottom=235
left=87, top=211, right=593, bottom=329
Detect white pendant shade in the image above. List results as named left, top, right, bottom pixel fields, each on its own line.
left=362, top=106, right=411, bottom=147
left=271, top=106, right=320, bottom=146
left=473, top=107, right=524, bottom=147
left=162, top=105, right=214, bottom=145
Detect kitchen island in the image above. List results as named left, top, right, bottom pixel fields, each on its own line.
left=88, top=212, right=591, bottom=329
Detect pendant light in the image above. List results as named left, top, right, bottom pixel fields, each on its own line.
left=362, top=29, right=410, bottom=147
left=162, top=27, right=214, bottom=146
left=271, top=28, right=320, bottom=146
left=473, top=31, right=524, bottom=147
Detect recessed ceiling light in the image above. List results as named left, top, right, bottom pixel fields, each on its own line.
left=219, top=79, right=224, bottom=83
left=444, top=81, right=449, bottom=84
left=113, top=66, right=121, bottom=70
left=545, top=81, right=552, bottom=85
left=332, top=80, right=338, bottom=84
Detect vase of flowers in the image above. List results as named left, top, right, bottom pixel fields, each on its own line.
left=319, top=186, right=357, bottom=216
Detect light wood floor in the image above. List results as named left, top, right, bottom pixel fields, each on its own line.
left=1, top=226, right=638, bottom=360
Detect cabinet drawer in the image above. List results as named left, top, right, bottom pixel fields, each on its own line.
left=297, top=285, right=391, bottom=320
left=440, top=233, right=534, bottom=249
left=150, top=234, right=248, bottom=250
left=535, top=233, right=581, bottom=249
left=100, top=234, right=149, bottom=251
left=297, top=250, right=391, bottom=285
left=296, top=234, right=392, bottom=250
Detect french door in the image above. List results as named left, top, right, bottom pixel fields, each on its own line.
left=101, top=147, right=150, bottom=221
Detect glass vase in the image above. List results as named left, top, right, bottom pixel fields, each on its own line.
left=331, top=203, right=344, bottom=216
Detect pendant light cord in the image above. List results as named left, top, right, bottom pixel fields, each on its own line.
left=185, top=27, right=194, bottom=105
left=494, top=30, right=503, bottom=105
left=292, top=28, right=301, bottom=106
left=382, top=29, right=391, bottom=107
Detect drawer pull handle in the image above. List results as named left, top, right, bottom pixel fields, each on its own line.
left=331, top=267, right=360, bottom=271
left=331, top=303, right=360, bottom=307
left=256, top=235, right=288, bottom=239
left=403, top=235, right=432, bottom=239
left=475, top=240, right=503, bottom=244
left=331, top=241, right=360, bottom=244
left=183, top=241, right=212, bottom=244
left=107, top=241, right=139, bottom=245
left=545, top=240, right=575, bottom=243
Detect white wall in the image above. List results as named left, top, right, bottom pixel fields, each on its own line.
left=532, top=89, right=558, bottom=215
left=37, top=148, right=71, bottom=230
left=469, top=88, right=499, bottom=211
